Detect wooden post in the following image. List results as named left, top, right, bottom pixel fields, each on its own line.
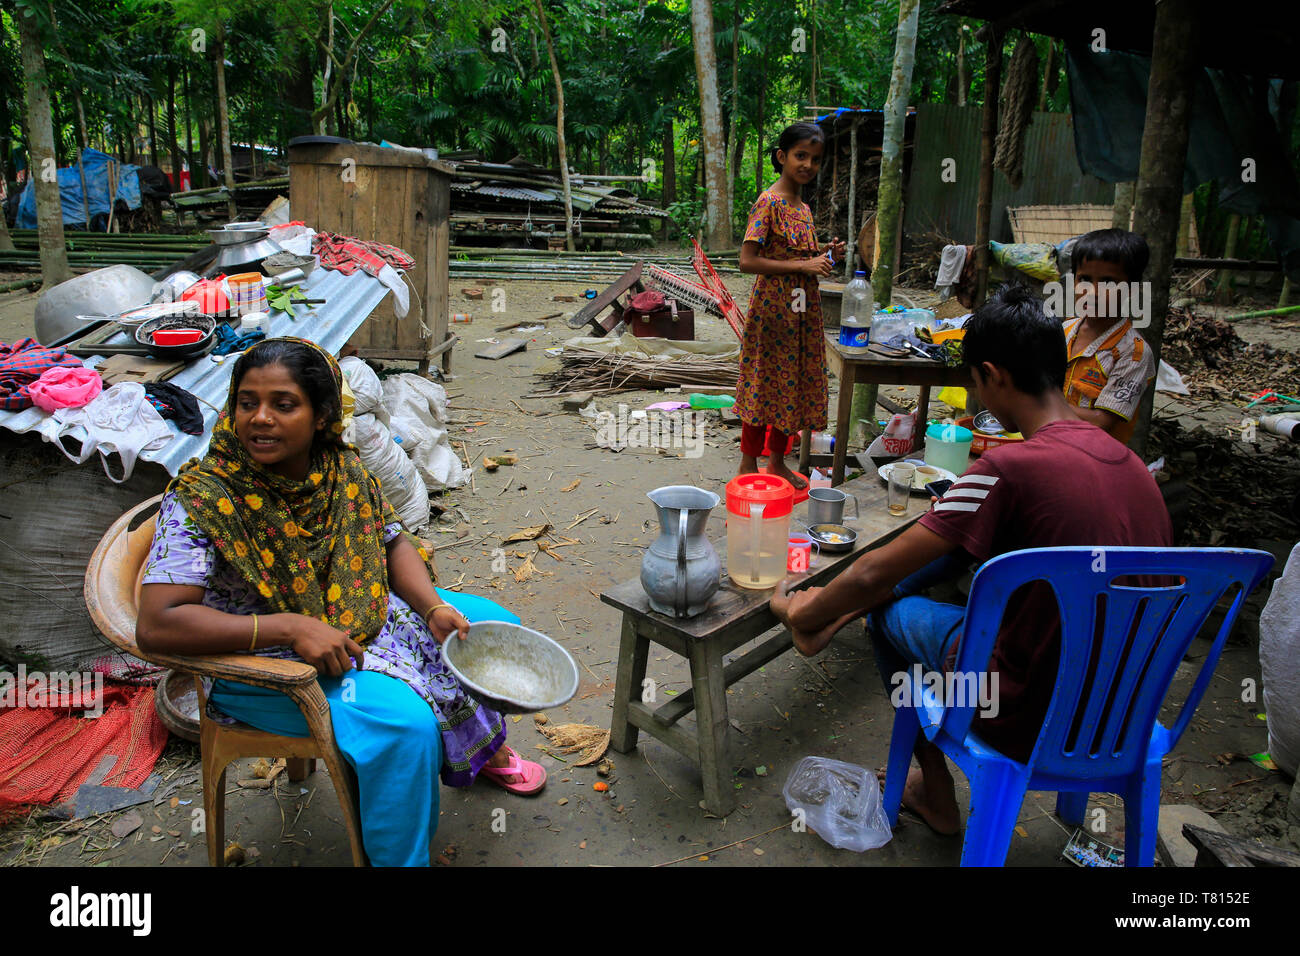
left=845, top=118, right=858, bottom=277
left=1129, top=0, right=1200, bottom=458
left=974, top=26, right=1003, bottom=308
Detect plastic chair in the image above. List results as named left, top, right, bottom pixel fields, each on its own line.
left=84, top=495, right=367, bottom=866
left=883, top=546, right=1275, bottom=867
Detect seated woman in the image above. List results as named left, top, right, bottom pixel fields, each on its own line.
left=135, top=337, right=545, bottom=867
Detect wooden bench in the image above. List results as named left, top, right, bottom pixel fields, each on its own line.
left=601, top=472, right=915, bottom=815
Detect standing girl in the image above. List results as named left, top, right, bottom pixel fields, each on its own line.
left=735, top=122, right=844, bottom=490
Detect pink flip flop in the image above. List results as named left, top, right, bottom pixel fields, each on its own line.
left=478, top=745, right=547, bottom=795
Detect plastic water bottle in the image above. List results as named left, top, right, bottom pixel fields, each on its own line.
left=838, top=271, right=873, bottom=354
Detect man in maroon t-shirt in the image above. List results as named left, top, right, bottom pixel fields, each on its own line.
left=771, top=284, right=1171, bottom=836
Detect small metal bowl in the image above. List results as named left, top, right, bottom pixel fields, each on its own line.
left=807, top=523, right=858, bottom=553
left=442, top=620, right=580, bottom=715
left=973, top=409, right=1006, bottom=435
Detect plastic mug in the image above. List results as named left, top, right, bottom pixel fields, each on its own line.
left=787, top=535, right=820, bottom=573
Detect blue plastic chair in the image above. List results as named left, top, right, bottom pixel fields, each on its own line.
left=882, top=546, right=1275, bottom=867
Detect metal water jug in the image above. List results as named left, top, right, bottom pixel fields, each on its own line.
left=640, top=486, right=722, bottom=618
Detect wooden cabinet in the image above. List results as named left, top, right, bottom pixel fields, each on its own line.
left=289, top=141, right=453, bottom=373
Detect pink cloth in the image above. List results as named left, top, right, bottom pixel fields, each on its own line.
left=29, top=365, right=103, bottom=413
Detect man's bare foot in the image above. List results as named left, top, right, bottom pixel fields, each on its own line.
left=767, top=459, right=809, bottom=491
left=878, top=767, right=961, bottom=836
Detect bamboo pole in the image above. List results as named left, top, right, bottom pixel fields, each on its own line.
left=974, top=26, right=1003, bottom=308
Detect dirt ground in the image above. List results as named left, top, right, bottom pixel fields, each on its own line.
left=1, top=258, right=1297, bottom=869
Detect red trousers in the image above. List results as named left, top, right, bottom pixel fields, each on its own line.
left=740, top=423, right=791, bottom=458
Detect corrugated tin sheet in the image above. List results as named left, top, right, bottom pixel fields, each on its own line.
left=472, top=184, right=559, bottom=202
left=904, top=102, right=1114, bottom=242
left=0, top=268, right=392, bottom=477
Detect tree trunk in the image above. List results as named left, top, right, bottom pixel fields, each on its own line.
left=808, top=0, right=818, bottom=107
left=534, top=0, right=575, bottom=251
left=183, top=61, right=195, bottom=186
left=724, top=0, right=740, bottom=232
left=367, top=64, right=375, bottom=139
left=1037, top=38, right=1056, bottom=112
left=0, top=213, right=13, bottom=252
left=198, top=115, right=212, bottom=189
left=0, top=70, right=12, bottom=186
left=16, top=4, right=72, bottom=288
left=662, top=120, right=676, bottom=238
left=755, top=54, right=767, bottom=202
left=146, top=94, right=159, bottom=167
left=974, top=28, right=1003, bottom=307
left=1129, top=0, right=1199, bottom=457
left=1111, top=180, right=1136, bottom=228
left=214, top=25, right=237, bottom=219
left=1176, top=191, right=1195, bottom=257
left=873, top=0, right=919, bottom=308
left=956, top=25, right=968, bottom=107
left=167, top=63, right=180, bottom=182
left=691, top=0, right=730, bottom=248
left=1214, top=212, right=1242, bottom=304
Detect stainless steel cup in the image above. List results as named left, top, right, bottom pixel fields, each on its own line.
left=807, top=487, right=859, bottom=526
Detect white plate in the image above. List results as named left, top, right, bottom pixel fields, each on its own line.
left=877, top=459, right=958, bottom=495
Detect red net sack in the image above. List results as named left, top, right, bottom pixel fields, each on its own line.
left=0, top=677, right=169, bottom=822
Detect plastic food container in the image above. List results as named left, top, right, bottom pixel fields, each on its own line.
left=924, top=422, right=973, bottom=475
left=724, top=474, right=794, bottom=590
left=151, top=328, right=205, bottom=346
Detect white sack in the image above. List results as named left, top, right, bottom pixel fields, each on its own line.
left=1260, top=541, right=1300, bottom=778
left=379, top=374, right=468, bottom=491
left=351, top=411, right=429, bottom=531
left=339, top=356, right=384, bottom=416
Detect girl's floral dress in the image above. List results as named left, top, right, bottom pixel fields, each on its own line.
left=733, top=189, right=829, bottom=436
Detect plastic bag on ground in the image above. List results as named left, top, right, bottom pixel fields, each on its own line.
left=1260, top=541, right=1300, bottom=778
left=351, top=411, right=429, bottom=531
left=783, top=755, right=893, bottom=852
left=380, top=373, right=467, bottom=491
left=1156, top=359, right=1190, bottom=396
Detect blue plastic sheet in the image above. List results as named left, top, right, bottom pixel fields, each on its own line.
left=16, top=148, right=141, bottom=229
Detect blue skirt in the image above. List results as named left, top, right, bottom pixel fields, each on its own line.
left=209, top=589, right=520, bottom=866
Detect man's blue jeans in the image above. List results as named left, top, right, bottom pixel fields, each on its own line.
left=867, top=552, right=968, bottom=695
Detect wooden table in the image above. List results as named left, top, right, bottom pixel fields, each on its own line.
left=601, top=472, right=916, bottom=815
left=806, top=333, right=973, bottom=486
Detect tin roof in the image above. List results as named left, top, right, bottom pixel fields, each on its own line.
left=0, top=268, right=391, bottom=477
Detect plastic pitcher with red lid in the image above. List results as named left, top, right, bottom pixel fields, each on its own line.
left=724, top=474, right=794, bottom=589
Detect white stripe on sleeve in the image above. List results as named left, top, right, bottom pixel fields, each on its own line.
left=934, top=501, right=981, bottom=513
left=944, top=487, right=990, bottom=500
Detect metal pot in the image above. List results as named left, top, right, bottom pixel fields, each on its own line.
left=211, top=234, right=283, bottom=273
left=208, top=222, right=269, bottom=246
left=35, top=265, right=157, bottom=347
left=135, top=314, right=217, bottom=360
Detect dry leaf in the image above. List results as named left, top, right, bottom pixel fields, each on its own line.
left=561, top=478, right=581, bottom=492
left=503, top=524, right=550, bottom=543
